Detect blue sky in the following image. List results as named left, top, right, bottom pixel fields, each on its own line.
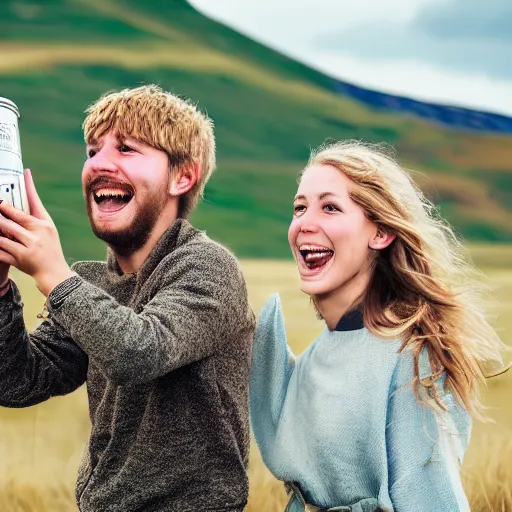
left=189, top=0, right=512, bottom=116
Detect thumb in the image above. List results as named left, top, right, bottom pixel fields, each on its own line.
left=24, top=169, right=51, bottom=221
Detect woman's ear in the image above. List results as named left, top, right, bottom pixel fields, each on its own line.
left=169, top=163, right=200, bottom=197
left=369, top=228, right=396, bottom=250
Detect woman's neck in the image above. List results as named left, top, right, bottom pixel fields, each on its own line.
left=314, top=270, right=370, bottom=331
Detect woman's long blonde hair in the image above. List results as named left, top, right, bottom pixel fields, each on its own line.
left=305, top=140, right=507, bottom=415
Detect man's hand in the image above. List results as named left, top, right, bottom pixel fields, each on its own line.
left=0, top=169, right=74, bottom=296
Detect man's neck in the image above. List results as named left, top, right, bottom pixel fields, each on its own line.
left=115, top=245, right=155, bottom=275
left=114, top=216, right=179, bottom=274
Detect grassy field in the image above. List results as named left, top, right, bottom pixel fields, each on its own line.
left=0, top=246, right=511, bottom=511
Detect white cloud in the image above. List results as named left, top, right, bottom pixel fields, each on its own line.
left=415, top=0, right=512, bottom=41
left=188, top=0, right=430, bottom=44
left=189, top=0, right=512, bottom=116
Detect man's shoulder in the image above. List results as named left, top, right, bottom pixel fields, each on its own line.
left=152, top=226, right=248, bottom=297
left=174, top=225, right=242, bottom=273
left=70, top=260, right=107, bottom=281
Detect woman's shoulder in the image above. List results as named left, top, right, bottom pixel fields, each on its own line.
left=252, top=293, right=297, bottom=362
left=253, top=294, right=327, bottom=364
left=391, top=345, right=472, bottom=432
left=391, top=345, right=456, bottom=395
left=257, top=293, right=283, bottom=322
left=255, top=294, right=287, bottom=344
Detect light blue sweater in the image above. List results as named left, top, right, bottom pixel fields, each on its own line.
left=250, top=294, right=471, bottom=511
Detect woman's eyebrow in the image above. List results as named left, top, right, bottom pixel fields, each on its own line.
left=293, top=192, right=337, bottom=201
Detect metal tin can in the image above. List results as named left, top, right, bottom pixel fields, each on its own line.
left=0, top=97, right=29, bottom=212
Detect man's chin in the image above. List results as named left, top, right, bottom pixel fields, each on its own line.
left=90, top=222, right=151, bottom=256
left=90, top=220, right=127, bottom=241
left=86, top=196, right=165, bottom=256
left=92, top=223, right=128, bottom=244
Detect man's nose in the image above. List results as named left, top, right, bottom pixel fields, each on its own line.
left=84, top=147, right=119, bottom=174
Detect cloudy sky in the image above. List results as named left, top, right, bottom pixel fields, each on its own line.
left=189, top=0, right=512, bottom=117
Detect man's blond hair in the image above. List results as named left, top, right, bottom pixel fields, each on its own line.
left=82, top=84, right=215, bottom=218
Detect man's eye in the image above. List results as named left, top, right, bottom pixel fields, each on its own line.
left=87, top=149, right=96, bottom=158
left=120, top=144, right=133, bottom=153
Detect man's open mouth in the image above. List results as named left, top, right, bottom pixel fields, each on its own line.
left=299, top=244, right=334, bottom=270
left=90, top=180, right=134, bottom=213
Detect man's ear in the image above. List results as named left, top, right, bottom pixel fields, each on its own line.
left=169, top=163, right=200, bottom=196
left=369, top=227, right=396, bottom=250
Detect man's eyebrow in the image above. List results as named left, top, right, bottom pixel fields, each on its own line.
left=86, top=140, right=97, bottom=147
left=124, top=138, right=142, bottom=146
left=120, top=136, right=146, bottom=148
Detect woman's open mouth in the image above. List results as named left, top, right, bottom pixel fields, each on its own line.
left=299, top=244, right=334, bottom=272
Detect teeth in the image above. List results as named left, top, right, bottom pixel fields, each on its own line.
left=298, top=244, right=334, bottom=269
left=94, top=188, right=131, bottom=198
left=305, top=251, right=331, bottom=262
left=299, top=244, right=332, bottom=252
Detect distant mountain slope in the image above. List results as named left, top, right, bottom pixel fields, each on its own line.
left=147, top=0, right=512, bottom=135
left=0, top=0, right=511, bottom=261
left=331, top=80, right=512, bottom=134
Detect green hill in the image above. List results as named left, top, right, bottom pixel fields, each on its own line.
left=1, top=0, right=512, bottom=261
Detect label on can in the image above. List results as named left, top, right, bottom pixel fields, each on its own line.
left=0, top=98, right=30, bottom=211
left=0, top=122, right=18, bottom=154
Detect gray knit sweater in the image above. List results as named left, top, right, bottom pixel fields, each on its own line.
left=0, top=219, right=255, bottom=512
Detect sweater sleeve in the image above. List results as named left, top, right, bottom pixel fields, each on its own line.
left=46, top=243, right=253, bottom=386
left=386, top=348, right=471, bottom=512
left=0, top=282, right=88, bottom=407
left=249, top=294, right=296, bottom=457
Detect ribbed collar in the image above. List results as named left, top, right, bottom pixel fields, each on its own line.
left=335, top=307, right=364, bottom=332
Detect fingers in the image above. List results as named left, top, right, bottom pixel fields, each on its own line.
left=0, top=207, right=34, bottom=246
left=24, top=169, right=51, bottom=221
left=0, top=239, right=21, bottom=265
left=0, top=200, right=35, bottom=230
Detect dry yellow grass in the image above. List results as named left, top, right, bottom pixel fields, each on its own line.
left=0, top=248, right=511, bottom=511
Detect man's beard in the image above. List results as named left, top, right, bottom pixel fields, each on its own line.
left=86, top=193, right=167, bottom=258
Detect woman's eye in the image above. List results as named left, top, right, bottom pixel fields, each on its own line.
left=293, top=204, right=306, bottom=215
left=324, top=203, right=339, bottom=212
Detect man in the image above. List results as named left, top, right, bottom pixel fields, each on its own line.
left=0, top=85, right=255, bottom=511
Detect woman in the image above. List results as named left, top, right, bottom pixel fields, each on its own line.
left=249, top=141, right=507, bottom=512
